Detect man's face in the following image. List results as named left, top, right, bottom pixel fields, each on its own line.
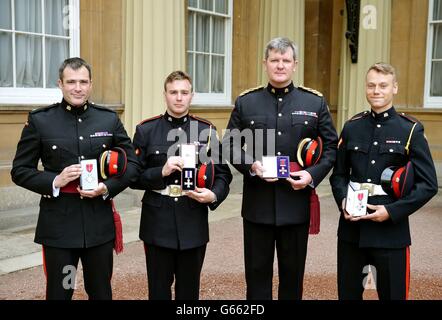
left=263, top=48, right=298, bottom=88
left=164, top=79, right=193, bottom=118
left=365, top=70, right=398, bottom=112
left=58, top=66, right=92, bottom=107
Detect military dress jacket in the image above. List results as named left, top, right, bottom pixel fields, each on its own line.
left=330, top=107, right=438, bottom=248
left=11, top=99, right=139, bottom=248
left=132, top=112, right=232, bottom=250
left=225, top=83, right=338, bottom=226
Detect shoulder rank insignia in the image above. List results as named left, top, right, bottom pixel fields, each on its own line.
left=138, top=114, right=162, bottom=126
left=239, top=85, right=264, bottom=97
left=349, top=110, right=369, bottom=121
left=399, top=112, right=418, bottom=123
left=189, top=114, right=214, bottom=127
left=298, top=86, right=323, bottom=97
left=90, top=103, right=116, bottom=113
left=30, top=103, right=58, bottom=114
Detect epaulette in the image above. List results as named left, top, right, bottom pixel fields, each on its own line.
left=399, top=112, right=418, bottom=123
left=30, top=103, right=58, bottom=114
left=138, top=114, right=162, bottom=126
left=89, top=102, right=116, bottom=113
left=298, top=86, right=323, bottom=97
left=239, top=85, right=264, bottom=97
left=190, top=114, right=213, bottom=127
left=349, top=110, right=370, bottom=121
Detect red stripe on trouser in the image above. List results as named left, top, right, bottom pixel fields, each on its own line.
left=405, top=246, right=410, bottom=300
left=42, top=246, right=48, bottom=300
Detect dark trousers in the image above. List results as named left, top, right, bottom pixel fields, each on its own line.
left=144, top=243, right=207, bottom=300
left=42, top=240, right=113, bottom=300
left=337, top=240, right=410, bottom=300
left=243, top=219, right=309, bottom=300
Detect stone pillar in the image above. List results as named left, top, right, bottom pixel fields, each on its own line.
left=256, top=0, right=305, bottom=86
left=123, top=0, right=186, bottom=135
left=337, top=0, right=391, bottom=131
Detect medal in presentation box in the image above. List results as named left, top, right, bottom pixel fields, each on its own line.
left=262, top=156, right=290, bottom=178
left=180, top=144, right=197, bottom=190
left=80, top=159, right=99, bottom=190
left=345, top=183, right=368, bottom=216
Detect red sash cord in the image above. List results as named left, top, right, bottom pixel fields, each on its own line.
left=59, top=180, right=123, bottom=254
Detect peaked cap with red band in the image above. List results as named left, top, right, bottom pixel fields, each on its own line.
left=196, top=160, right=215, bottom=189
left=381, top=161, right=414, bottom=199
left=296, top=136, right=323, bottom=168
left=99, top=147, right=128, bottom=180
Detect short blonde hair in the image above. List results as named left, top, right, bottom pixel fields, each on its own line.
left=367, top=62, right=397, bottom=82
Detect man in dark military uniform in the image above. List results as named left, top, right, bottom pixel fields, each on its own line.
left=330, top=62, right=438, bottom=300
left=224, top=37, right=338, bottom=300
left=131, top=71, right=232, bottom=300
left=11, top=57, right=139, bottom=300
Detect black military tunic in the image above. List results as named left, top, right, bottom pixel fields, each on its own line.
left=330, top=107, right=438, bottom=248
left=11, top=99, right=139, bottom=249
left=225, top=83, right=338, bottom=225
left=225, top=82, right=338, bottom=299
left=132, top=112, right=232, bottom=250
left=330, top=106, right=438, bottom=300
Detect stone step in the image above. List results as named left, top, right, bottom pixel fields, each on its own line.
left=0, top=206, right=39, bottom=232
left=0, top=191, right=139, bottom=232
left=0, top=206, right=142, bottom=272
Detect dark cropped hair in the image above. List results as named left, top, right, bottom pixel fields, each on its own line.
left=58, top=57, right=92, bottom=81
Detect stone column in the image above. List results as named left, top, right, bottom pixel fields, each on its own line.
left=123, top=0, right=186, bottom=135
left=256, top=0, right=305, bottom=86
left=337, top=0, right=391, bottom=131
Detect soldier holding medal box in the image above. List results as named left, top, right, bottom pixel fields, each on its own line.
left=224, top=37, right=338, bottom=300
left=131, top=71, right=232, bottom=300
left=11, top=58, right=139, bottom=300
left=330, top=63, right=438, bottom=300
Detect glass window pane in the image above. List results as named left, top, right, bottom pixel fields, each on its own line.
left=195, top=54, right=209, bottom=93
left=215, top=0, right=228, bottom=14
left=45, top=0, right=69, bottom=36
left=15, top=0, right=42, bottom=33
left=212, top=17, right=225, bottom=54
left=187, top=53, right=194, bottom=81
left=196, top=14, right=210, bottom=52
left=212, top=56, right=224, bottom=93
left=200, top=0, right=213, bottom=11
left=434, top=0, right=442, bottom=20
left=0, top=0, right=12, bottom=29
left=433, top=24, right=442, bottom=59
left=430, top=61, right=442, bottom=96
left=188, top=0, right=198, bottom=8
left=46, top=38, right=68, bottom=87
left=0, top=32, right=13, bottom=87
left=16, top=34, right=43, bottom=87
left=187, top=12, right=194, bottom=51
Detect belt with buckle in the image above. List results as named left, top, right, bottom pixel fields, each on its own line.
left=349, top=181, right=387, bottom=196
left=152, top=185, right=185, bottom=197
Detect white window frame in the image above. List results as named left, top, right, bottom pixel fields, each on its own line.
left=0, top=0, right=80, bottom=105
left=187, top=0, right=233, bottom=106
left=424, top=0, right=442, bottom=108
